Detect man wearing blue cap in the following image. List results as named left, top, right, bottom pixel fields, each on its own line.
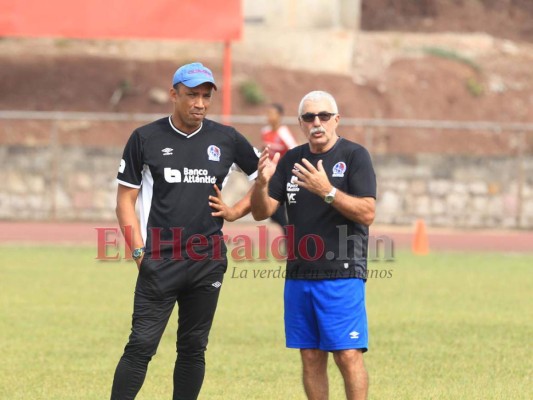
left=111, top=62, right=259, bottom=400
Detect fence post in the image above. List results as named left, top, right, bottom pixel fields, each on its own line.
left=515, top=131, right=525, bottom=228
left=365, top=127, right=373, bottom=154
left=49, top=121, right=59, bottom=220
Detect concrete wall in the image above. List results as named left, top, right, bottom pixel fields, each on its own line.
left=233, top=26, right=356, bottom=74
left=244, top=0, right=361, bottom=30
left=238, top=0, right=361, bottom=74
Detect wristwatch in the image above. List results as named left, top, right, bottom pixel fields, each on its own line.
left=324, top=187, right=337, bottom=204
left=132, top=247, right=145, bottom=260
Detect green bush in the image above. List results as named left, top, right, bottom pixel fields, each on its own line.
left=423, top=46, right=481, bottom=71
left=466, top=77, right=484, bottom=97
left=240, top=80, right=266, bottom=105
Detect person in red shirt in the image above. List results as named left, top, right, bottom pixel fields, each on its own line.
left=261, top=103, right=298, bottom=233
left=262, top=103, right=298, bottom=159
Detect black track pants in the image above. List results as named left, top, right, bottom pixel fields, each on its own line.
left=110, top=257, right=226, bottom=400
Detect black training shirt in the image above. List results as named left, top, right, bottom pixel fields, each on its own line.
left=117, top=117, right=259, bottom=259
left=269, top=137, right=376, bottom=280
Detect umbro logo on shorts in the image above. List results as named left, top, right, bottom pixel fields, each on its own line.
left=211, top=281, right=222, bottom=289
left=349, top=331, right=359, bottom=339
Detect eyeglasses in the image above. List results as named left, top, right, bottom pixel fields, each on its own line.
left=300, top=112, right=337, bottom=123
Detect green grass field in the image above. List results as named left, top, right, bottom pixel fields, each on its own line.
left=1, top=246, right=531, bottom=399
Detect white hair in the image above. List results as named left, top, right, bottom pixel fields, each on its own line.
left=298, top=90, right=338, bottom=115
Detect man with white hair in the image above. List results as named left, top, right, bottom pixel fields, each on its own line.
left=251, top=90, right=377, bottom=400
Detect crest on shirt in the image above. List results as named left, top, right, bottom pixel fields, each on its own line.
left=207, top=145, right=221, bottom=161
left=332, top=161, right=346, bottom=177
left=162, top=148, right=173, bottom=156
left=289, top=175, right=299, bottom=187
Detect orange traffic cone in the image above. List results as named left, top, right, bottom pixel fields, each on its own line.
left=412, top=219, right=429, bottom=255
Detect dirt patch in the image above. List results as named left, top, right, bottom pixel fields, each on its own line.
left=361, top=0, right=533, bottom=43
left=1, top=52, right=532, bottom=122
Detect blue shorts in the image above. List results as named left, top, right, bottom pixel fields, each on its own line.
left=284, top=278, right=368, bottom=352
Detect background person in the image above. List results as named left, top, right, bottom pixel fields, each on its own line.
left=251, top=90, right=376, bottom=400
left=260, top=103, right=297, bottom=234
left=111, top=62, right=259, bottom=400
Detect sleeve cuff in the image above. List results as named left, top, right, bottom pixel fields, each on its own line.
left=117, top=179, right=141, bottom=189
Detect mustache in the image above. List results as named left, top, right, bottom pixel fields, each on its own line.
left=310, top=127, right=326, bottom=134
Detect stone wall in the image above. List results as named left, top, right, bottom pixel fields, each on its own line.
left=374, top=154, right=533, bottom=229
left=1, top=143, right=532, bottom=228
left=0, top=144, right=119, bottom=221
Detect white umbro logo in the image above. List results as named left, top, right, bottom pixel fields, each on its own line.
left=162, top=148, right=173, bottom=156
left=349, top=331, right=359, bottom=339
left=211, top=281, right=222, bottom=289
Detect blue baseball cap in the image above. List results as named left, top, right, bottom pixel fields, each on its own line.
left=172, top=62, right=217, bottom=90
